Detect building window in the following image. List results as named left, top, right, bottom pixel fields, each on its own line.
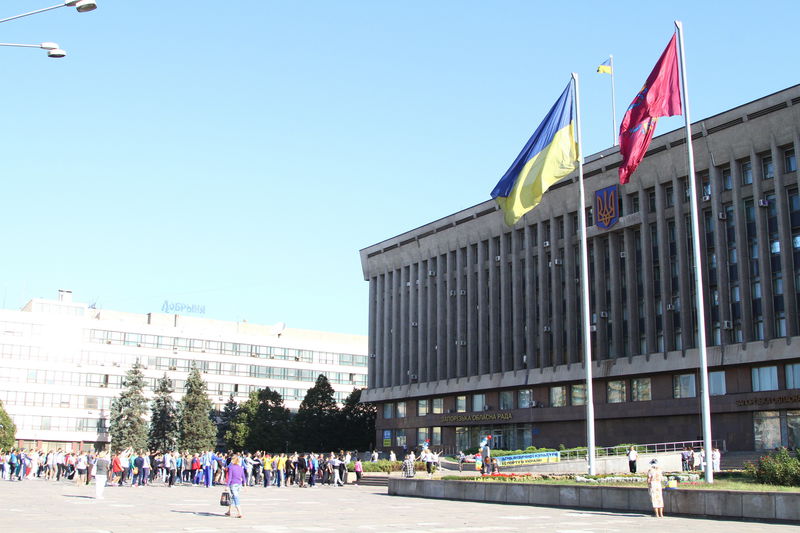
left=455, top=395, right=467, bottom=413
left=472, top=393, right=486, bottom=411
left=417, top=427, right=429, bottom=445
left=752, top=366, right=778, bottom=392
left=518, top=389, right=533, bottom=409
left=762, top=155, right=775, bottom=180
left=607, top=380, right=626, bottom=403
left=395, top=429, right=406, bottom=447
left=383, top=403, right=393, bottom=419
left=787, top=364, right=800, bottom=390
left=709, top=370, right=726, bottom=396
left=740, top=161, right=752, bottom=185
left=417, top=399, right=429, bottom=417
left=499, top=391, right=514, bottom=410
left=396, top=401, right=406, bottom=418
left=432, top=398, right=443, bottom=414
left=631, top=378, right=652, bottom=401
left=550, top=386, right=567, bottom=407
left=785, top=149, right=797, bottom=173
left=432, top=426, right=442, bottom=446
left=571, top=384, right=586, bottom=406
left=673, top=373, right=697, bottom=398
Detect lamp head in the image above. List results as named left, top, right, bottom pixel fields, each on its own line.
left=48, top=48, right=66, bottom=58
left=66, top=0, right=98, bottom=12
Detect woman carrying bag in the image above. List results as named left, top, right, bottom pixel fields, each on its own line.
left=224, top=455, right=245, bottom=518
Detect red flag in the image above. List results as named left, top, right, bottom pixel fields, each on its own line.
left=618, top=34, right=682, bottom=184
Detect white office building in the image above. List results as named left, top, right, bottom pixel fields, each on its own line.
left=0, top=290, right=368, bottom=451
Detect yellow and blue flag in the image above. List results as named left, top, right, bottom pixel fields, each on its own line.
left=490, top=81, right=577, bottom=226
left=597, top=58, right=612, bottom=74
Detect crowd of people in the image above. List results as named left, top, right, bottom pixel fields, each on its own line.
left=680, top=446, right=722, bottom=472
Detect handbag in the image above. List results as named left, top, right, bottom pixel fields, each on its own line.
left=219, top=489, right=231, bottom=507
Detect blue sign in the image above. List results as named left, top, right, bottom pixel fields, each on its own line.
left=594, top=184, right=619, bottom=229
left=496, top=451, right=560, bottom=466
left=162, top=300, right=206, bottom=314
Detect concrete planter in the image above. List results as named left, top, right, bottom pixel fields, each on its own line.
left=388, top=478, right=800, bottom=522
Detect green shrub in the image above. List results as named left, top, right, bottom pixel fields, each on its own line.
left=744, top=448, right=800, bottom=486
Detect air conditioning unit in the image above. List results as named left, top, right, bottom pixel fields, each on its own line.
left=449, top=290, right=456, bottom=296
left=599, top=311, right=609, bottom=318
left=428, top=270, right=437, bottom=276
left=543, top=325, right=552, bottom=332
left=758, top=198, right=769, bottom=207
left=168, top=366, right=177, bottom=371
left=590, top=325, right=597, bottom=332
left=718, top=212, right=727, bottom=220
left=543, top=240, right=551, bottom=247
left=702, top=195, right=711, bottom=202
left=666, top=303, right=675, bottom=311
left=405, top=281, right=411, bottom=287
left=619, top=251, right=626, bottom=258
left=415, top=279, right=420, bottom=285
left=369, top=353, right=376, bottom=358
left=495, top=255, right=501, bottom=262
left=459, top=290, right=466, bottom=295
left=411, top=321, right=418, bottom=327
left=722, top=320, right=733, bottom=330
left=410, top=374, right=418, bottom=381
left=554, top=259, right=563, bottom=265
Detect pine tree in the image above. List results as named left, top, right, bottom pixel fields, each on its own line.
left=225, top=392, right=257, bottom=452
left=292, top=374, right=339, bottom=450
left=217, top=394, right=239, bottom=448
left=109, top=361, right=149, bottom=453
left=178, top=365, right=217, bottom=453
left=0, top=399, right=17, bottom=449
left=247, top=387, right=290, bottom=452
left=338, top=388, right=376, bottom=451
left=148, top=373, right=180, bottom=452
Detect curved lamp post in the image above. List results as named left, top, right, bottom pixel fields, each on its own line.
left=0, top=1, right=97, bottom=25
left=0, top=42, right=67, bottom=58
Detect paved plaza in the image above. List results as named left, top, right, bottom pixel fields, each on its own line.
left=0, top=478, right=796, bottom=533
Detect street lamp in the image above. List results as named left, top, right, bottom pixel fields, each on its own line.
left=0, top=1, right=98, bottom=25
left=0, top=42, right=67, bottom=58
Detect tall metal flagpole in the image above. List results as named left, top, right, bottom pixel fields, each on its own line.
left=610, top=55, right=618, bottom=146
left=572, top=72, right=596, bottom=475
left=675, top=20, right=714, bottom=484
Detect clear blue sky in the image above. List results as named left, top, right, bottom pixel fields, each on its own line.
left=1, top=1, right=797, bottom=335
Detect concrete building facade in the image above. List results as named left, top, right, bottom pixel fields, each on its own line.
left=0, top=291, right=367, bottom=451
left=360, top=84, right=800, bottom=453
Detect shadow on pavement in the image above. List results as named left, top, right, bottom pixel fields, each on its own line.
left=171, top=510, right=226, bottom=517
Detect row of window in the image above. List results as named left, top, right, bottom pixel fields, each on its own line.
left=0, top=391, right=112, bottom=410
left=0, top=321, right=43, bottom=338
left=385, top=427, right=443, bottom=447
left=383, top=363, right=800, bottom=416
left=12, top=414, right=108, bottom=433
left=90, top=329, right=368, bottom=367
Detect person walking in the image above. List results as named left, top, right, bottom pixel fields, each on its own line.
left=627, top=446, right=638, bottom=474
left=94, top=451, right=110, bottom=500
left=647, top=459, right=664, bottom=518
left=353, top=458, right=363, bottom=485
left=224, top=455, right=245, bottom=519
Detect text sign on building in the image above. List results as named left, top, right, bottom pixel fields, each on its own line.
left=595, top=184, right=619, bottom=229
left=496, top=451, right=561, bottom=466
left=161, top=300, right=206, bottom=314
left=383, top=430, right=392, bottom=447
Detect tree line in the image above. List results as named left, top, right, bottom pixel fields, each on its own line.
left=109, top=361, right=376, bottom=454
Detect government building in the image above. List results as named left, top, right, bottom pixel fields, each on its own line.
left=360, top=84, right=800, bottom=454
left=0, top=291, right=367, bottom=451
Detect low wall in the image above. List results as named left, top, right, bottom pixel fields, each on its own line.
left=388, top=478, right=800, bottom=522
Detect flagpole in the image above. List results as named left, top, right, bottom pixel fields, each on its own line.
left=610, top=55, right=617, bottom=146
left=572, top=72, right=596, bottom=475
left=675, top=20, right=713, bottom=484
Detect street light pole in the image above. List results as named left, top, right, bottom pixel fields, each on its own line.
left=0, top=1, right=97, bottom=25
left=0, top=42, right=67, bottom=58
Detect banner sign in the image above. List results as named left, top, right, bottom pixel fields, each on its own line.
left=383, top=430, right=392, bottom=447
left=495, top=451, right=560, bottom=466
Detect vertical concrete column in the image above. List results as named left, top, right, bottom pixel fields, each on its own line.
left=733, top=153, right=753, bottom=341
left=511, top=228, right=524, bottom=371
left=399, top=266, right=409, bottom=385
left=710, top=164, right=731, bottom=345
left=478, top=239, right=489, bottom=375
left=409, top=262, right=418, bottom=381
left=368, top=276, right=377, bottom=389
left=418, top=260, right=428, bottom=383
left=608, top=232, right=623, bottom=358
left=622, top=191, right=638, bottom=357
left=655, top=182, right=672, bottom=351
left=524, top=225, right=536, bottom=369
left=537, top=223, right=549, bottom=367
left=427, top=259, right=437, bottom=382
left=673, top=176, right=692, bottom=348
left=466, top=243, right=478, bottom=375
left=383, top=271, right=393, bottom=388
left=489, top=236, right=500, bottom=374
left=593, top=236, right=608, bottom=359
left=436, top=253, right=447, bottom=381
left=392, top=268, right=401, bottom=386
left=500, top=231, right=512, bottom=372
left=550, top=218, right=564, bottom=366
left=752, top=146, right=776, bottom=339
left=446, top=250, right=456, bottom=379
left=374, top=274, right=383, bottom=389
left=564, top=215, right=578, bottom=363
left=456, top=246, right=466, bottom=377
left=772, top=140, right=798, bottom=336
